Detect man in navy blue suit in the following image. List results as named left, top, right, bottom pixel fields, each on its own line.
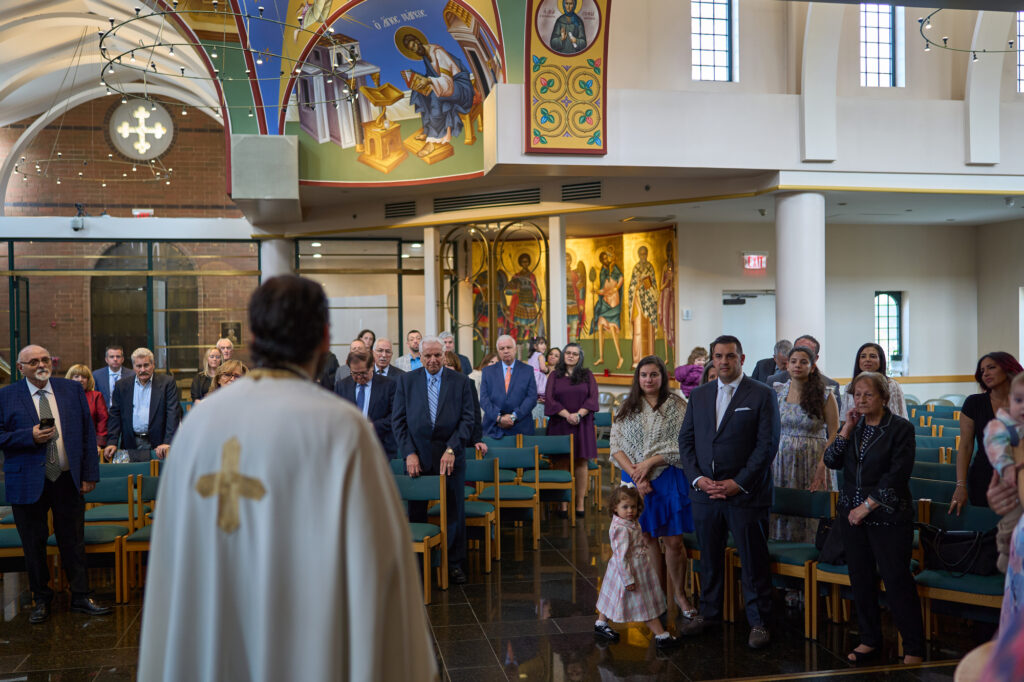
left=479, top=334, right=537, bottom=440
left=392, top=335, right=476, bottom=584
left=334, top=351, right=397, bottom=457
left=103, top=348, right=181, bottom=462
left=678, top=335, right=780, bottom=649
left=0, top=345, right=110, bottom=623
left=92, top=345, right=135, bottom=408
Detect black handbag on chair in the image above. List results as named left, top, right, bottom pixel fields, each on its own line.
left=815, top=517, right=846, bottom=565
left=915, top=523, right=998, bottom=576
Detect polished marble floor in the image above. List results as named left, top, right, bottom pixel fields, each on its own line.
left=0, top=499, right=994, bottom=681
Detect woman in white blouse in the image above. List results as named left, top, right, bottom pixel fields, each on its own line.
left=610, top=355, right=697, bottom=619
left=839, top=343, right=907, bottom=421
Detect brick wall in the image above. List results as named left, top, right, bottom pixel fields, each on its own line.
left=2, top=95, right=241, bottom=218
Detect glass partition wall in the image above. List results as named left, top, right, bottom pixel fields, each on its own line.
left=295, top=239, right=424, bottom=361
left=1, top=240, right=260, bottom=389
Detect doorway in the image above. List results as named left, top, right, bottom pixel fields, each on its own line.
left=721, top=291, right=776, bottom=364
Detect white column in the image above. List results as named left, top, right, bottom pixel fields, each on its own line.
left=423, top=227, right=440, bottom=337
left=775, top=192, right=826, bottom=352
left=548, top=215, right=568, bottom=350
left=259, top=238, right=294, bottom=283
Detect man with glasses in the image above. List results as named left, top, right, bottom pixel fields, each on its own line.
left=104, top=347, right=181, bottom=462
left=372, top=338, right=404, bottom=378
left=334, top=351, right=397, bottom=458
left=0, top=345, right=110, bottom=623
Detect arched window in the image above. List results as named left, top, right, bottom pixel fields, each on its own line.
left=873, top=291, right=902, bottom=367
left=91, top=242, right=197, bottom=372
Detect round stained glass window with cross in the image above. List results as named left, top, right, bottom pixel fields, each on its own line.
left=107, top=101, right=175, bottom=161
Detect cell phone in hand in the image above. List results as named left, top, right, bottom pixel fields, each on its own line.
left=39, top=418, right=55, bottom=429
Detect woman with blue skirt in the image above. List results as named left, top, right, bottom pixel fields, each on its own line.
left=610, top=355, right=697, bottom=620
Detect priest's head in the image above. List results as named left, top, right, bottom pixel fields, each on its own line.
left=249, top=275, right=330, bottom=378
left=420, top=336, right=444, bottom=375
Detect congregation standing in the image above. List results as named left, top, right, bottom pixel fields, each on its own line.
left=4, top=278, right=1022, bottom=677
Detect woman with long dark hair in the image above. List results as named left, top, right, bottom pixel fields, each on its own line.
left=772, top=346, right=838, bottom=543
left=546, top=343, right=599, bottom=516
left=610, top=355, right=697, bottom=619
left=357, top=329, right=376, bottom=351
left=951, top=352, right=1024, bottom=512
left=839, top=343, right=906, bottom=421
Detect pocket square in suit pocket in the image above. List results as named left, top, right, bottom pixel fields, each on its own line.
left=734, top=407, right=752, bottom=412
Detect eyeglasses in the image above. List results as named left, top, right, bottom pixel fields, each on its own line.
left=350, top=369, right=373, bottom=378
left=221, top=373, right=242, bottom=381
left=21, top=357, right=51, bottom=367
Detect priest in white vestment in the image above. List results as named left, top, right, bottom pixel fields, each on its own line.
left=138, top=275, right=438, bottom=682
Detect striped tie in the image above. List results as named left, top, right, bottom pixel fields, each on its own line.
left=38, top=390, right=62, bottom=482
left=428, top=374, right=439, bottom=426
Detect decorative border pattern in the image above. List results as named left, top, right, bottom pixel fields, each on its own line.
left=524, top=0, right=610, bottom=155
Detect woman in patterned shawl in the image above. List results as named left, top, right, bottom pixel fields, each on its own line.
left=610, top=355, right=697, bottom=619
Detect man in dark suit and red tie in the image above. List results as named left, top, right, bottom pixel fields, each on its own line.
left=334, top=351, right=397, bottom=458
left=678, top=335, right=781, bottom=649
left=391, top=335, right=476, bottom=585
left=479, top=334, right=537, bottom=440
left=0, top=345, right=111, bottom=623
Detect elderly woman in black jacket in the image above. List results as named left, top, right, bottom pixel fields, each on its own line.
left=823, top=371, right=924, bottom=666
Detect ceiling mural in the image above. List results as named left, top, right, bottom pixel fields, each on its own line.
left=222, top=0, right=519, bottom=186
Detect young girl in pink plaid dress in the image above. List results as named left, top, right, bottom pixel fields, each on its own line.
left=594, top=487, right=679, bottom=649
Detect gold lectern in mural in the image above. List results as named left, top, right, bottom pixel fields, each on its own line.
left=357, top=78, right=409, bottom=173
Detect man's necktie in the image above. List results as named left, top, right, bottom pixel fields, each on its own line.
left=716, top=384, right=734, bottom=430
left=504, top=366, right=511, bottom=393
left=356, top=383, right=366, bottom=412
left=428, top=375, right=439, bottom=426
left=37, top=390, right=61, bottom=482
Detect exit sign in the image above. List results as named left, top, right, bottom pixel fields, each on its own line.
left=743, top=253, right=767, bottom=270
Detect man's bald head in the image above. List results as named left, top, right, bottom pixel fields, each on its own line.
left=17, top=345, right=52, bottom=388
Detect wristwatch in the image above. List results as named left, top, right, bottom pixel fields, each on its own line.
left=864, top=498, right=874, bottom=511
left=444, top=448, right=454, bottom=457
left=509, top=413, right=517, bottom=424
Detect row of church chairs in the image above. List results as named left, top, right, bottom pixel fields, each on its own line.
left=711, top=487, right=999, bottom=641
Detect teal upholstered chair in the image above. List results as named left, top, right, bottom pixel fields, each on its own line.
left=478, top=447, right=541, bottom=549
left=521, top=435, right=576, bottom=525
left=912, top=462, right=957, bottom=482
left=122, top=475, right=162, bottom=600
left=56, top=475, right=132, bottom=603
left=909, top=477, right=957, bottom=504
left=431, top=458, right=499, bottom=571
left=392, top=473, right=448, bottom=604
left=915, top=501, right=1002, bottom=638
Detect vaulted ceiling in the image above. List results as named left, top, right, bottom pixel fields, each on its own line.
left=0, top=0, right=224, bottom=128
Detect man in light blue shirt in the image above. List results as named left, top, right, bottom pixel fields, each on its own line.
left=132, top=374, right=152, bottom=437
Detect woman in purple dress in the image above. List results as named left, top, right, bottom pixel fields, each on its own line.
left=546, top=342, right=600, bottom=517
